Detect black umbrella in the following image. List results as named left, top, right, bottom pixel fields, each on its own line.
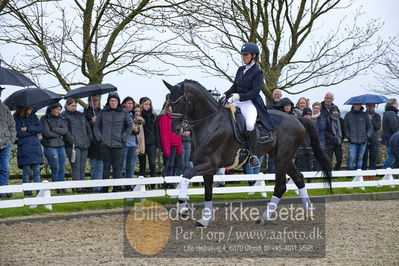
left=64, top=83, right=117, bottom=115
left=64, top=83, right=117, bottom=99
left=4, top=88, right=62, bottom=111
left=0, top=65, right=37, bottom=87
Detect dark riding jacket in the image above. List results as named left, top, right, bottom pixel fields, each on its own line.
left=224, top=64, right=275, bottom=131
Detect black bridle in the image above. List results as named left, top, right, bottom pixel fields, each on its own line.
left=169, top=85, right=218, bottom=131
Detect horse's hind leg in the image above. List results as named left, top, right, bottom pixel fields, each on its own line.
left=261, top=160, right=287, bottom=221
left=196, top=174, right=214, bottom=227
left=286, top=162, right=313, bottom=214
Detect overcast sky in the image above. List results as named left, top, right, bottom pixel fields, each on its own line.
left=1, top=0, right=398, bottom=113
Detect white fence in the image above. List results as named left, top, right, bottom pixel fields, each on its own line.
left=0, top=169, right=398, bottom=210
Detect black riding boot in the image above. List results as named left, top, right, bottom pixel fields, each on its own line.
left=247, top=130, right=260, bottom=168
left=256, top=122, right=274, bottom=144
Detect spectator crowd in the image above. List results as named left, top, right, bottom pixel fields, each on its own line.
left=0, top=85, right=398, bottom=198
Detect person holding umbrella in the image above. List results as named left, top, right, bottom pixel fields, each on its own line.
left=362, top=103, right=381, bottom=170
left=343, top=94, right=389, bottom=169
left=94, top=92, right=132, bottom=193
left=14, top=106, right=44, bottom=196
left=84, top=95, right=103, bottom=193
left=62, top=98, right=93, bottom=192
left=64, top=83, right=117, bottom=192
left=0, top=86, right=16, bottom=198
left=344, top=103, right=372, bottom=170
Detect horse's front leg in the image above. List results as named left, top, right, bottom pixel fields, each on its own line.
left=177, top=162, right=216, bottom=217
left=196, top=174, right=214, bottom=227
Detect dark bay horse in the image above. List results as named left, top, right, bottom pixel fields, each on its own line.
left=163, top=79, right=332, bottom=227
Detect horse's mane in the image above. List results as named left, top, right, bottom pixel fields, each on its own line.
left=183, top=79, right=219, bottom=107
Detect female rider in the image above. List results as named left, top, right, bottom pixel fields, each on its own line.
left=220, top=42, right=274, bottom=168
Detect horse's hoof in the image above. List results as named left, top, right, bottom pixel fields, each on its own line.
left=196, top=218, right=210, bottom=228
left=195, top=221, right=206, bottom=227
left=307, top=215, right=316, bottom=221
left=177, top=201, right=190, bottom=217
left=256, top=218, right=265, bottom=225
left=180, top=211, right=189, bottom=218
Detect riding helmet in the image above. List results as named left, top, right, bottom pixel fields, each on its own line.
left=241, top=42, right=260, bottom=55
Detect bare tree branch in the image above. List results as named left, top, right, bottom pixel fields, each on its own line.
left=372, top=36, right=399, bottom=95
left=169, top=0, right=387, bottom=100
left=0, top=0, right=188, bottom=107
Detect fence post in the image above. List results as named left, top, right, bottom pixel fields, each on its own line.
left=133, top=176, right=147, bottom=201
left=248, top=178, right=267, bottom=198
left=214, top=168, right=226, bottom=187
left=380, top=168, right=395, bottom=188
left=29, top=180, right=52, bottom=210
left=169, top=177, right=190, bottom=200
left=348, top=169, right=365, bottom=190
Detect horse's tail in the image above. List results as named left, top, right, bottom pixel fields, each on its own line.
left=298, top=117, right=333, bottom=192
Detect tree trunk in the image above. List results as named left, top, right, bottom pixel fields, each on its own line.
left=263, top=69, right=281, bottom=102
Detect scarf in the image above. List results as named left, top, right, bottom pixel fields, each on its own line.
left=330, top=114, right=343, bottom=145
left=312, top=112, right=320, bottom=119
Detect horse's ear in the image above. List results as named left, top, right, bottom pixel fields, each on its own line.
left=163, top=80, right=174, bottom=92
left=178, top=82, right=184, bottom=93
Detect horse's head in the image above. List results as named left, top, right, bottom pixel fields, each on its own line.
left=163, top=79, right=219, bottom=135
left=163, top=80, right=189, bottom=135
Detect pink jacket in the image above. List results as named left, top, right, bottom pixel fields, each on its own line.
left=159, top=113, right=182, bottom=157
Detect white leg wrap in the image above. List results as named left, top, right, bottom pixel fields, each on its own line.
left=263, top=196, right=280, bottom=220
left=196, top=201, right=213, bottom=227
left=178, top=177, right=190, bottom=201
left=298, top=187, right=312, bottom=211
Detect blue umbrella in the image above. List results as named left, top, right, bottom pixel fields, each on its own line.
left=344, top=94, right=389, bottom=105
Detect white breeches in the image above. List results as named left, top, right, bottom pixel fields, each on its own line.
left=232, top=100, right=257, bottom=131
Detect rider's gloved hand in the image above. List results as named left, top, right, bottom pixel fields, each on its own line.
left=218, top=94, right=226, bottom=105
left=229, top=93, right=240, bottom=102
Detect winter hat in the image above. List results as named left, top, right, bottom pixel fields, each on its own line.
left=302, top=107, right=312, bottom=116
left=277, top=97, right=294, bottom=108
left=107, top=91, right=120, bottom=105
left=46, top=102, right=62, bottom=113
left=331, top=105, right=340, bottom=114
left=48, top=102, right=62, bottom=109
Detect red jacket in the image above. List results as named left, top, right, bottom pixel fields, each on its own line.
left=159, top=113, right=182, bottom=157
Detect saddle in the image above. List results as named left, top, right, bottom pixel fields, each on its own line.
left=224, top=105, right=273, bottom=170
left=225, top=105, right=246, bottom=145
left=226, top=105, right=273, bottom=145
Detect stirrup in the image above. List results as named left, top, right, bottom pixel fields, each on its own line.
left=249, top=155, right=260, bottom=168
